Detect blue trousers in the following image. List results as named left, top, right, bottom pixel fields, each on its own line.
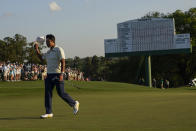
left=44, top=74, right=76, bottom=114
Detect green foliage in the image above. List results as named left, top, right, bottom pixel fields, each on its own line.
left=73, top=56, right=81, bottom=69
left=0, top=34, right=27, bottom=63
left=0, top=40, right=7, bottom=61
left=142, top=11, right=165, bottom=18
left=81, top=55, right=107, bottom=80
left=0, top=34, right=45, bottom=64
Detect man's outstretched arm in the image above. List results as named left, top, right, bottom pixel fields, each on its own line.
left=34, top=43, right=43, bottom=61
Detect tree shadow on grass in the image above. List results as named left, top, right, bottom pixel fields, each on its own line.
left=0, top=116, right=40, bottom=120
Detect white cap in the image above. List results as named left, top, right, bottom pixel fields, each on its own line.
left=36, top=36, right=45, bottom=44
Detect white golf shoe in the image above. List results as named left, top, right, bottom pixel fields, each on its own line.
left=40, top=113, right=53, bottom=119
left=73, top=101, right=79, bottom=115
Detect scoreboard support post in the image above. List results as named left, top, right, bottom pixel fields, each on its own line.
left=145, top=55, right=152, bottom=87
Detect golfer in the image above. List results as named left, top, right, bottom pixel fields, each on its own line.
left=34, top=34, right=79, bottom=119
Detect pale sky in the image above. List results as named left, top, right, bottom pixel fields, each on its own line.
left=0, top=0, right=195, bottom=58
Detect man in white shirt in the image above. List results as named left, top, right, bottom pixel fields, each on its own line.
left=34, top=34, right=79, bottom=119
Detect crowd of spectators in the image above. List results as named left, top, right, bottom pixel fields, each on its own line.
left=65, top=67, right=84, bottom=81
left=0, top=63, right=85, bottom=82
left=0, top=63, right=47, bottom=81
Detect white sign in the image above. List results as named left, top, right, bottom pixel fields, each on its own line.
left=174, top=34, right=190, bottom=49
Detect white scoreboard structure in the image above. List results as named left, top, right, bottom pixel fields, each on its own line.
left=104, top=18, right=191, bottom=57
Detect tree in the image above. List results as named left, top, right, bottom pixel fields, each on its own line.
left=1, top=34, right=28, bottom=63
left=166, top=8, right=196, bottom=84
left=91, top=55, right=101, bottom=80
left=66, top=58, right=74, bottom=68
left=82, top=57, right=92, bottom=78
left=73, top=56, right=81, bottom=69
left=0, top=40, right=7, bottom=62
left=3, top=36, right=15, bottom=62
left=142, top=11, right=165, bottom=18
left=14, top=34, right=27, bottom=63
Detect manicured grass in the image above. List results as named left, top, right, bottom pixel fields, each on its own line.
left=0, top=81, right=196, bottom=131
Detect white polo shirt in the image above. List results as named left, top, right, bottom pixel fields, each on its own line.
left=43, top=46, right=65, bottom=74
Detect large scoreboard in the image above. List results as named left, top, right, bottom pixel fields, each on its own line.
left=105, top=18, right=191, bottom=57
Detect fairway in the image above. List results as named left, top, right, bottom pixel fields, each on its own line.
left=0, top=81, right=196, bottom=131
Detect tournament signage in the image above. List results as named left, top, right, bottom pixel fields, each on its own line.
left=105, top=18, right=191, bottom=57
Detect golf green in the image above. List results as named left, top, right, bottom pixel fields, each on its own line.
left=0, top=81, right=196, bottom=131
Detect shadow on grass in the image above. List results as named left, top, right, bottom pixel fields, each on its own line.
left=0, top=115, right=65, bottom=120
left=184, top=87, right=196, bottom=90
left=0, top=116, right=40, bottom=120
left=187, top=88, right=196, bottom=90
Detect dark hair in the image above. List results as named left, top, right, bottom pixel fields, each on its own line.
left=46, top=34, right=55, bottom=43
